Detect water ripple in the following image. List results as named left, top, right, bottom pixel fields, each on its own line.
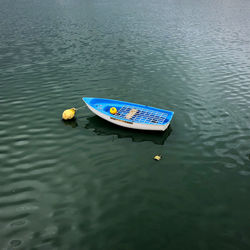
left=1, top=0, right=250, bottom=249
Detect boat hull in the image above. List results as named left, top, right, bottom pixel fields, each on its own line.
left=83, top=97, right=174, bottom=131
left=86, top=103, right=169, bottom=131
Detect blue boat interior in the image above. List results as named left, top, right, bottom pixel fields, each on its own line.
left=83, top=97, right=174, bottom=125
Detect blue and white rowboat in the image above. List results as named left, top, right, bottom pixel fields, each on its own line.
left=83, top=97, right=174, bottom=131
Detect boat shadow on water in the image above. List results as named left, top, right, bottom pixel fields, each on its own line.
left=84, top=116, right=172, bottom=145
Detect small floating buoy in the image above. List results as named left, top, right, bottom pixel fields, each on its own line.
left=110, top=107, right=117, bottom=115
left=62, top=108, right=76, bottom=120
left=154, top=155, right=162, bottom=161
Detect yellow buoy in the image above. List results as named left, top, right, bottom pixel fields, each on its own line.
left=62, top=108, right=76, bottom=120
left=110, top=107, right=117, bottom=115
left=154, top=155, right=162, bottom=161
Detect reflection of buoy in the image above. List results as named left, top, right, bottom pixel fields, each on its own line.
left=154, top=155, right=162, bottom=161
left=110, top=107, right=117, bottom=115
left=62, top=108, right=76, bottom=120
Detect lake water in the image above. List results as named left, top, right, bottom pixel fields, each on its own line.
left=0, top=0, right=250, bottom=249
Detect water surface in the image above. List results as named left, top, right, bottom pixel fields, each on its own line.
left=0, top=0, right=250, bottom=249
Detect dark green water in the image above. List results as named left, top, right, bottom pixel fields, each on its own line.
left=1, top=0, right=250, bottom=249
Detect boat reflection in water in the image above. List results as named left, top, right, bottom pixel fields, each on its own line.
left=85, top=116, right=172, bottom=145
left=62, top=118, right=78, bottom=128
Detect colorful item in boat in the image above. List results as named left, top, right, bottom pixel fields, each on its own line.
left=110, top=107, right=117, bottom=115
